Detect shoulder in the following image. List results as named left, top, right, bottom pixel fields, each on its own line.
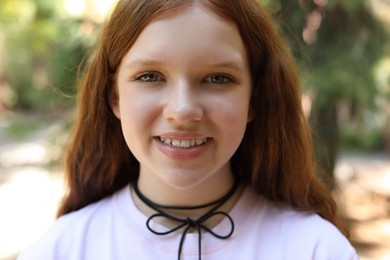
left=265, top=200, right=358, bottom=259
left=18, top=185, right=130, bottom=259
left=241, top=189, right=358, bottom=259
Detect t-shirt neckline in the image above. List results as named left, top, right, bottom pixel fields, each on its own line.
left=114, top=183, right=259, bottom=255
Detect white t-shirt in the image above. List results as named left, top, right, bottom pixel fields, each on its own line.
left=18, top=185, right=358, bottom=260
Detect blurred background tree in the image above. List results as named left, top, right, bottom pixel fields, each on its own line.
left=264, top=0, right=390, bottom=186
left=0, top=0, right=99, bottom=112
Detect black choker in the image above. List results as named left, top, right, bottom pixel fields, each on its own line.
left=133, top=180, right=239, bottom=260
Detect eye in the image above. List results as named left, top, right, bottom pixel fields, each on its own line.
left=133, top=72, right=164, bottom=82
left=205, top=74, right=234, bottom=84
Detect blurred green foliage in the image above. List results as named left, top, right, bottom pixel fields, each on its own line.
left=271, top=0, right=388, bottom=108
left=5, top=117, right=42, bottom=138
left=0, top=0, right=96, bottom=110
left=263, top=0, right=390, bottom=177
left=341, top=126, right=384, bottom=152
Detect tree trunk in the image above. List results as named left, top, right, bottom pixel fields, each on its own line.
left=385, top=103, right=390, bottom=152
left=309, top=99, right=339, bottom=189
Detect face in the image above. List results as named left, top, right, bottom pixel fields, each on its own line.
left=113, top=5, right=252, bottom=196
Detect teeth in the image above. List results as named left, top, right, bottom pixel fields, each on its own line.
left=159, top=137, right=207, bottom=148
left=172, top=139, right=181, bottom=147
left=195, top=139, right=204, bottom=145
left=181, top=140, right=191, bottom=148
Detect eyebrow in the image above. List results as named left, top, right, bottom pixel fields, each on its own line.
left=125, top=60, right=163, bottom=69
left=125, top=59, right=245, bottom=72
left=208, top=61, right=245, bottom=72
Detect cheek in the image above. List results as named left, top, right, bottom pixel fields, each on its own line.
left=206, top=93, right=250, bottom=151
left=207, top=92, right=251, bottom=125
left=119, top=97, right=159, bottom=133
left=118, top=98, right=157, bottom=159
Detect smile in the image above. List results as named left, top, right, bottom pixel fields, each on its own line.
left=159, top=137, right=208, bottom=148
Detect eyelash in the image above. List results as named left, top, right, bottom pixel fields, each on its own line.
left=131, top=72, right=236, bottom=85
left=204, top=74, right=235, bottom=84
left=132, top=72, right=164, bottom=82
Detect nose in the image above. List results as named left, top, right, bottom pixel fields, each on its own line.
left=162, top=80, right=203, bottom=125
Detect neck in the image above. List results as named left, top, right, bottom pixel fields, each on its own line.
left=137, top=165, right=236, bottom=206
left=131, top=179, right=243, bottom=229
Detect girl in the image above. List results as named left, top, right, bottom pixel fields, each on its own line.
left=19, top=0, right=358, bottom=259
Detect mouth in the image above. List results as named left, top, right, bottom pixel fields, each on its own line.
left=158, top=137, right=208, bottom=149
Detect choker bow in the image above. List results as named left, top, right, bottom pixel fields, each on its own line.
left=133, top=181, right=239, bottom=260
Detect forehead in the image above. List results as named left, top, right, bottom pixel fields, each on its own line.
left=121, top=5, right=247, bottom=67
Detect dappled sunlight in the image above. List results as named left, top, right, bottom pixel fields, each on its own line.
left=63, top=0, right=85, bottom=17
left=353, top=218, right=390, bottom=260
left=0, top=142, right=47, bottom=168
left=336, top=155, right=390, bottom=259
left=336, top=156, right=390, bottom=196
left=371, top=0, right=390, bottom=25
left=0, top=167, right=64, bottom=259
left=354, top=219, right=390, bottom=242
left=0, top=115, right=66, bottom=259
left=63, top=0, right=118, bottom=22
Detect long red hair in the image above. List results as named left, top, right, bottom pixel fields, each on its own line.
left=58, top=0, right=347, bottom=235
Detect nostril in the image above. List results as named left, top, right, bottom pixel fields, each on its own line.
left=163, top=103, right=203, bottom=124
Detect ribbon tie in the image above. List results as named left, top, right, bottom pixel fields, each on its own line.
left=133, top=181, right=239, bottom=260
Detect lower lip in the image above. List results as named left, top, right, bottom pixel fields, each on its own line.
left=155, top=138, right=211, bottom=160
